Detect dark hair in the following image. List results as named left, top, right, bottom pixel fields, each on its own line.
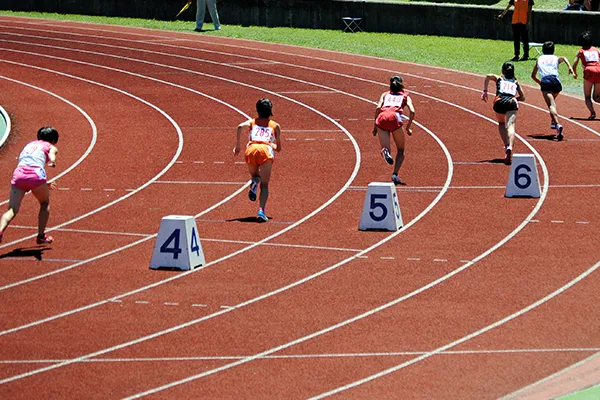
left=389, top=75, right=404, bottom=93
left=542, top=41, right=555, bottom=55
left=578, top=31, right=592, bottom=50
left=502, top=62, right=515, bottom=79
left=256, top=98, right=273, bottom=118
left=37, top=126, right=59, bottom=144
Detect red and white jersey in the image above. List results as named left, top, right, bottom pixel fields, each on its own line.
left=381, top=91, right=408, bottom=113
left=578, top=47, right=600, bottom=68
left=248, top=118, right=278, bottom=145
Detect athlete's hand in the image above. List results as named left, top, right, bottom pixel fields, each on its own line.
left=481, top=91, right=488, bottom=102
left=47, top=162, right=56, bottom=168
left=372, top=127, right=377, bottom=136
left=48, top=181, right=58, bottom=190
left=573, top=72, right=578, bottom=79
left=407, top=128, right=413, bottom=136
left=233, top=146, right=240, bottom=156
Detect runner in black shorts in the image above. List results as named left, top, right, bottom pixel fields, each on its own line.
left=481, top=62, right=525, bottom=165
left=531, top=41, right=574, bottom=141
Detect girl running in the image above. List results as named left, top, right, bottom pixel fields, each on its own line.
left=0, top=126, right=59, bottom=244
left=531, top=41, right=574, bottom=141
left=482, top=62, right=526, bottom=165
left=572, top=31, right=600, bottom=120
left=373, top=75, right=415, bottom=185
left=233, top=98, right=281, bottom=222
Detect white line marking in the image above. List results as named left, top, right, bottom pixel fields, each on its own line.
left=153, top=181, right=247, bottom=185
left=0, top=76, right=98, bottom=208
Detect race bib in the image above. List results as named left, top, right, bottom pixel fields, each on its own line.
left=499, top=80, right=518, bottom=96
left=249, top=125, right=273, bottom=143
left=583, top=50, right=599, bottom=63
left=382, top=94, right=405, bottom=108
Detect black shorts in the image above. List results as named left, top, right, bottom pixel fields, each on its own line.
left=540, top=75, right=562, bottom=94
left=493, top=96, right=518, bottom=114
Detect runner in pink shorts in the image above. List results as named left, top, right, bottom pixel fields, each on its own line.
left=373, top=75, right=415, bottom=185
left=0, top=126, right=59, bottom=245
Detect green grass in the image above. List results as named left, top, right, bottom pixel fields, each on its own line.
left=0, top=10, right=583, bottom=94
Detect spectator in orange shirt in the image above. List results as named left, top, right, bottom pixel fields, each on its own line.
left=497, top=0, right=535, bottom=61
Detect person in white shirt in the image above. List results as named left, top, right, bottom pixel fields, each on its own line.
left=531, top=41, right=574, bottom=141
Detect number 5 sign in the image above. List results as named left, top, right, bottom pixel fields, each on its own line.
left=150, top=215, right=206, bottom=270
left=505, top=154, right=541, bottom=198
left=359, top=182, right=403, bottom=231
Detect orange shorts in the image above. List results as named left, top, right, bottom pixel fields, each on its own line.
left=245, top=143, right=274, bottom=166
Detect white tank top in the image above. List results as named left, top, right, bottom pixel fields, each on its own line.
left=536, top=55, right=559, bottom=78
left=18, top=140, right=50, bottom=169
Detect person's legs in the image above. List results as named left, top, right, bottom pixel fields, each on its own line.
left=511, top=24, right=521, bottom=59
left=496, top=113, right=509, bottom=147
left=257, top=161, right=273, bottom=221
left=247, top=163, right=260, bottom=201
left=592, top=82, right=600, bottom=104
left=206, top=0, right=220, bottom=29
left=195, top=0, right=207, bottom=30
left=376, top=127, right=393, bottom=165
left=505, top=110, right=518, bottom=163
left=391, top=127, right=406, bottom=176
left=521, top=24, right=530, bottom=59
left=583, top=79, right=596, bottom=118
left=542, top=91, right=559, bottom=125
left=30, top=183, right=51, bottom=239
left=0, top=186, right=26, bottom=241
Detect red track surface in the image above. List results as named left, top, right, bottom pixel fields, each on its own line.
left=0, top=16, right=598, bottom=399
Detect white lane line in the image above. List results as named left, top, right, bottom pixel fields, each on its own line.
left=2, top=347, right=599, bottom=364
left=0, top=75, right=98, bottom=207
left=125, top=64, right=553, bottom=398
left=312, top=260, right=600, bottom=399
left=0, top=58, right=184, bottom=252
left=153, top=181, right=248, bottom=185
left=0, top=122, right=446, bottom=387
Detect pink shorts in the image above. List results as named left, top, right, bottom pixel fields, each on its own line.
left=11, top=166, right=46, bottom=192
left=584, top=65, right=600, bottom=84
left=375, top=110, right=403, bottom=132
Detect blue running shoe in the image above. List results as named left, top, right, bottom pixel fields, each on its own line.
left=257, top=209, right=268, bottom=222
left=391, top=174, right=402, bottom=185
left=248, top=179, right=259, bottom=201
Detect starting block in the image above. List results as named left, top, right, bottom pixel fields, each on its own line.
left=505, top=154, right=541, bottom=198
left=150, top=215, right=205, bottom=271
left=359, top=182, right=403, bottom=231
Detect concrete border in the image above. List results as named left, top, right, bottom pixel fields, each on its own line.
left=0, top=105, right=11, bottom=149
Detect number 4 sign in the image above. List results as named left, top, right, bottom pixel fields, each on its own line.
left=150, top=215, right=206, bottom=270
left=505, top=154, right=541, bottom=198
left=359, top=182, right=403, bottom=231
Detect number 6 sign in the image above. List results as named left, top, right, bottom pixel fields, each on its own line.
left=505, top=154, right=541, bottom=198
left=150, top=215, right=206, bottom=270
left=359, top=182, right=403, bottom=231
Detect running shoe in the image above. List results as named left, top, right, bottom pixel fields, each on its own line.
left=550, top=121, right=557, bottom=130
left=36, top=234, right=53, bottom=244
left=504, top=148, right=512, bottom=165
left=257, top=209, right=268, bottom=222
left=556, top=124, right=564, bottom=141
left=381, top=148, right=394, bottom=165
left=248, top=179, right=259, bottom=202
left=391, top=174, right=402, bottom=185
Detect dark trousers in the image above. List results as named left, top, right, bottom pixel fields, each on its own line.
left=512, top=23, right=529, bottom=58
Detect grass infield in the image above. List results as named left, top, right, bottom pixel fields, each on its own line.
left=0, top=10, right=585, bottom=95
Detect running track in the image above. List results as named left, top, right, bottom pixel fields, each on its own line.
left=0, top=16, right=598, bottom=399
